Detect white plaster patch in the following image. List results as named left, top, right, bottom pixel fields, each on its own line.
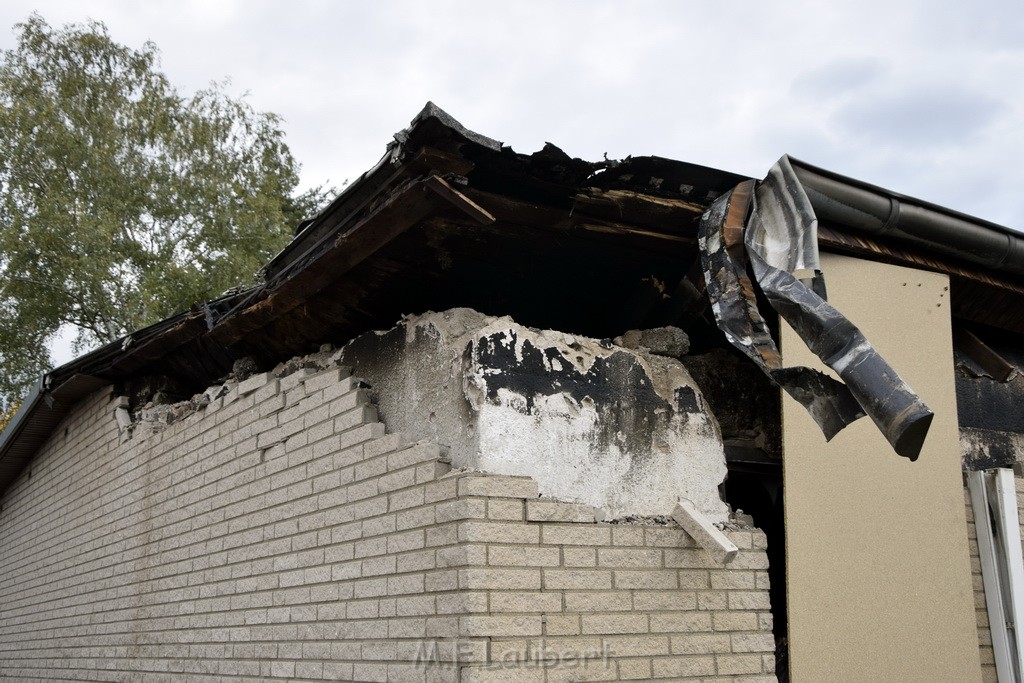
left=469, top=386, right=727, bottom=520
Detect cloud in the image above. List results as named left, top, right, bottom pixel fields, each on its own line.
left=910, top=0, right=1024, bottom=51
left=832, top=86, right=1004, bottom=146
left=0, top=0, right=1020, bottom=230
left=792, top=57, right=884, bottom=99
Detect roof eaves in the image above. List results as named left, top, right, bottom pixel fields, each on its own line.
left=0, top=373, right=110, bottom=490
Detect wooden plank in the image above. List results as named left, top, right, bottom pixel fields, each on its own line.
left=953, top=328, right=1016, bottom=382
left=572, top=187, right=705, bottom=233
left=459, top=188, right=575, bottom=232
left=424, top=175, right=495, bottom=224
left=575, top=221, right=694, bottom=244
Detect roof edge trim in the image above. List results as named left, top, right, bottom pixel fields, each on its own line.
left=789, top=156, right=1024, bottom=276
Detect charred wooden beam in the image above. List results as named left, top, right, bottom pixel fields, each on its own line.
left=572, top=187, right=705, bottom=235
left=459, top=188, right=575, bottom=233
left=460, top=188, right=697, bottom=258
left=405, top=146, right=475, bottom=177
left=423, top=175, right=495, bottom=224
left=954, top=328, right=1016, bottom=382
left=575, top=221, right=695, bottom=245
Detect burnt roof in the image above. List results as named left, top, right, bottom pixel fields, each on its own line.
left=2, top=102, right=1023, bottom=491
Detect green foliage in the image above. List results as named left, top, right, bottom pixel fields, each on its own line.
left=0, top=14, right=330, bottom=406
left=0, top=401, right=17, bottom=435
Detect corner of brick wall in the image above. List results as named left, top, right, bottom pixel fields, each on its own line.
left=0, top=361, right=778, bottom=682
left=441, top=473, right=776, bottom=682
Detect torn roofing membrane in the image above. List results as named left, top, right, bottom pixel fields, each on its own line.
left=700, top=156, right=933, bottom=461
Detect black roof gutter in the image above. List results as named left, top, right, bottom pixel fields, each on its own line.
left=790, top=157, right=1024, bottom=276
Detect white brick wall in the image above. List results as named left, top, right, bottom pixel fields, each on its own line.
left=0, top=363, right=777, bottom=681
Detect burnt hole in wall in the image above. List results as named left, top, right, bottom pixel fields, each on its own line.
left=117, top=374, right=191, bottom=413
left=724, top=463, right=788, bottom=682
left=682, top=348, right=782, bottom=459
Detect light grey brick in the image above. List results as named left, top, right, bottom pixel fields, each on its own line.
left=304, top=367, right=353, bottom=393
left=239, top=372, right=274, bottom=396
left=458, top=475, right=539, bottom=499
left=526, top=500, right=598, bottom=523
left=364, top=432, right=410, bottom=459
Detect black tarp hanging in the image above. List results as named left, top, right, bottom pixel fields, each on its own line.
left=699, top=156, right=933, bottom=460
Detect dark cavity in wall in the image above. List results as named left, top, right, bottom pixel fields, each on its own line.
left=724, top=463, right=788, bottom=682
left=684, top=345, right=788, bottom=679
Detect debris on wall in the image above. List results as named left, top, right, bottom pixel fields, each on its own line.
left=614, top=325, right=690, bottom=358
left=124, top=344, right=351, bottom=441
left=116, top=318, right=741, bottom=530
left=340, top=308, right=731, bottom=522
left=129, top=384, right=229, bottom=440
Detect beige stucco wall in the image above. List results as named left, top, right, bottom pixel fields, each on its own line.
left=781, top=253, right=981, bottom=682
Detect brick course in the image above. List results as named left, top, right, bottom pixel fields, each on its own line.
left=0, top=363, right=777, bottom=681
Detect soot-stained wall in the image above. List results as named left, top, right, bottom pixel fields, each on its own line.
left=340, top=308, right=730, bottom=522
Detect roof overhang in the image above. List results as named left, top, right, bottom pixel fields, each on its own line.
left=2, top=103, right=1022, bottom=491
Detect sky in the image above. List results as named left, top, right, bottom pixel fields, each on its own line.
left=1, top=1, right=1022, bottom=364
left=2, top=1, right=1021, bottom=227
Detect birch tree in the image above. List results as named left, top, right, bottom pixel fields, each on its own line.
left=0, top=15, right=329, bottom=407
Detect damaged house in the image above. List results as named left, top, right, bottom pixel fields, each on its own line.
left=1, top=103, right=1021, bottom=682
